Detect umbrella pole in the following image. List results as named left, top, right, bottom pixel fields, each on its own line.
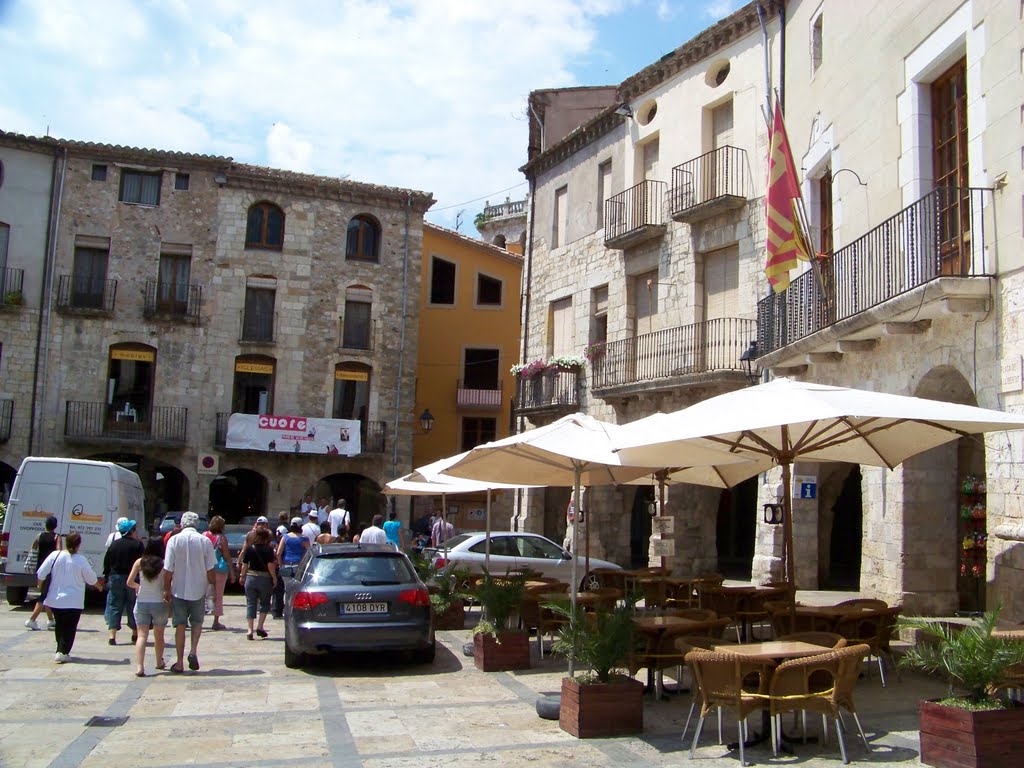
left=782, top=463, right=797, bottom=633
left=584, top=487, right=590, bottom=589
left=485, top=488, right=492, bottom=573
left=569, top=466, right=581, bottom=678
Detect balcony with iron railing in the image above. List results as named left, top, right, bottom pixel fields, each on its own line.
left=756, top=186, right=994, bottom=363
left=143, top=281, right=202, bottom=323
left=604, top=180, right=667, bottom=250
left=64, top=401, right=187, bottom=445
left=215, top=413, right=386, bottom=455
left=0, top=399, right=12, bottom=442
left=239, top=310, right=277, bottom=344
left=591, top=317, right=756, bottom=393
left=457, top=380, right=502, bottom=409
left=0, top=268, right=25, bottom=309
left=514, top=369, right=579, bottom=416
left=670, top=146, right=748, bottom=223
left=56, top=275, right=117, bottom=314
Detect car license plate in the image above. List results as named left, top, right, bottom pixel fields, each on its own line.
left=340, top=602, right=388, bottom=615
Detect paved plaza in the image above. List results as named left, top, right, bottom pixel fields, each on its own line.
left=0, top=591, right=946, bottom=767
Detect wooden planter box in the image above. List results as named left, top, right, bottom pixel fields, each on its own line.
left=560, top=675, right=644, bottom=738
left=473, top=631, right=531, bottom=672
left=920, top=699, right=1024, bottom=768
left=433, top=600, right=465, bottom=631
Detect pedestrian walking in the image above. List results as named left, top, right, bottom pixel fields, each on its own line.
left=328, top=499, right=350, bottom=539
left=36, top=532, right=97, bottom=663
left=24, top=515, right=61, bottom=631
left=239, top=527, right=278, bottom=640
left=301, top=510, right=320, bottom=544
left=431, top=512, right=454, bottom=547
left=272, top=519, right=308, bottom=618
left=162, top=511, right=216, bottom=673
left=359, top=514, right=389, bottom=545
left=383, top=510, right=404, bottom=550
left=127, top=538, right=168, bottom=676
left=203, top=516, right=236, bottom=630
left=103, top=519, right=144, bottom=646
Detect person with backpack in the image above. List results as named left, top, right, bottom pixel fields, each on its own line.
left=24, top=515, right=61, bottom=631
left=203, top=516, right=236, bottom=631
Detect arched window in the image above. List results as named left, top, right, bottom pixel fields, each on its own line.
left=232, top=355, right=276, bottom=414
left=246, top=202, right=285, bottom=250
left=333, top=362, right=371, bottom=421
left=346, top=215, right=380, bottom=262
left=107, top=343, right=157, bottom=423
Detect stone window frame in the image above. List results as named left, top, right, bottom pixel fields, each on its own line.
left=474, top=271, right=503, bottom=309
left=245, top=201, right=286, bottom=251
left=345, top=214, right=382, bottom=263
left=119, top=168, right=162, bottom=206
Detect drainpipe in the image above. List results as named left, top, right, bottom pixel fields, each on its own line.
left=778, top=2, right=786, bottom=112
left=756, top=4, right=772, bottom=119
left=29, top=146, right=67, bottom=455
left=512, top=176, right=537, bottom=533
left=391, top=192, right=413, bottom=518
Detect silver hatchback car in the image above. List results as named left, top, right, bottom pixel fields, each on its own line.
left=423, top=531, right=621, bottom=590
left=283, top=543, right=435, bottom=668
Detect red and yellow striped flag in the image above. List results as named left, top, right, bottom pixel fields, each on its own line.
left=764, top=102, right=811, bottom=292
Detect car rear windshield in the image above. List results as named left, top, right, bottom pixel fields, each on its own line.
left=308, top=553, right=417, bottom=586
left=436, top=533, right=472, bottom=549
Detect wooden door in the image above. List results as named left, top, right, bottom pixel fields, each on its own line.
left=707, top=100, right=734, bottom=202
left=931, top=58, right=969, bottom=276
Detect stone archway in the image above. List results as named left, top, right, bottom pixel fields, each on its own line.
left=209, top=468, right=268, bottom=523
left=314, top=473, right=383, bottom=535
left=716, top=476, right=757, bottom=580
left=83, top=452, right=189, bottom=532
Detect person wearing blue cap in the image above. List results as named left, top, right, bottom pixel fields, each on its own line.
left=102, top=519, right=144, bottom=646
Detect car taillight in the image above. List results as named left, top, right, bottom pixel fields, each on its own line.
left=398, top=587, right=430, bottom=607
left=292, top=591, right=329, bottom=611
left=432, top=557, right=448, bottom=569
left=0, top=531, right=8, bottom=558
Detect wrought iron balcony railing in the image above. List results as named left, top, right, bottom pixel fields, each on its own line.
left=64, top=401, right=187, bottom=444
left=515, top=369, right=579, bottom=412
left=56, top=275, right=117, bottom=313
left=143, top=281, right=202, bottom=322
left=457, top=380, right=502, bottom=409
left=239, top=310, right=276, bottom=343
left=757, top=186, right=993, bottom=356
left=670, top=145, right=748, bottom=221
left=0, top=268, right=25, bottom=307
left=215, top=413, right=386, bottom=455
left=604, top=180, right=667, bottom=249
left=0, top=399, right=12, bottom=442
left=591, top=317, right=756, bottom=389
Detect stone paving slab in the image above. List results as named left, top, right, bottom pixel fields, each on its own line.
left=0, top=591, right=945, bottom=767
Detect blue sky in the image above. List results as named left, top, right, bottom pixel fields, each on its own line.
left=0, top=0, right=741, bottom=231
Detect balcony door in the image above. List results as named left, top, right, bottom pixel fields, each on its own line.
left=703, top=246, right=739, bottom=372
left=107, top=344, right=155, bottom=426
left=931, top=57, right=969, bottom=276
left=72, top=246, right=108, bottom=309
left=158, top=250, right=191, bottom=314
left=706, top=100, right=734, bottom=203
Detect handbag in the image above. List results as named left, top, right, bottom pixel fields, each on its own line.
left=23, top=536, right=39, bottom=573
left=213, top=536, right=229, bottom=574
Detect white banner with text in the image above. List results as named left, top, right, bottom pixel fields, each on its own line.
left=226, top=414, right=361, bottom=456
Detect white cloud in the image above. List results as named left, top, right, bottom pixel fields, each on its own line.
left=0, top=1, right=632, bottom=227
left=656, top=1, right=673, bottom=21
left=704, top=0, right=743, bottom=19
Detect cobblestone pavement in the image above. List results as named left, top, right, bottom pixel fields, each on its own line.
left=0, top=591, right=944, bottom=767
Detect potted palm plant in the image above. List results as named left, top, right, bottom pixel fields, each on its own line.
left=473, top=571, right=530, bottom=671
left=547, top=600, right=644, bottom=738
left=899, top=609, right=1024, bottom=767
left=430, top=565, right=471, bottom=631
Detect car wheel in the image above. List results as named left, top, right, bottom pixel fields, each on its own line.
left=412, top=641, right=436, bottom=664
left=5, top=586, right=27, bottom=606
left=284, top=642, right=305, bottom=669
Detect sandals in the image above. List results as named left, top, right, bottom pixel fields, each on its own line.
left=135, top=671, right=146, bottom=678
left=247, top=632, right=254, bottom=641
left=187, top=653, right=199, bottom=671
left=170, top=663, right=184, bottom=674
left=155, top=659, right=166, bottom=670
left=255, top=629, right=268, bottom=639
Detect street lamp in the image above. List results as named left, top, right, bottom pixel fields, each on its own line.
left=740, top=340, right=760, bottom=385
left=419, top=409, right=435, bottom=433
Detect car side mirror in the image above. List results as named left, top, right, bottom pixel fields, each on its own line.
left=562, top=550, right=572, bottom=560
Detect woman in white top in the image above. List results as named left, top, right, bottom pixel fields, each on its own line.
left=127, top=538, right=168, bottom=676
left=36, top=532, right=98, bottom=663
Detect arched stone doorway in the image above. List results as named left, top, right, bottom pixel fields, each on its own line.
left=630, top=486, right=654, bottom=568
left=310, top=473, right=383, bottom=535
left=209, top=468, right=267, bottom=523
left=84, top=452, right=189, bottom=532
left=716, top=477, right=757, bottom=580
left=819, top=465, right=863, bottom=590
left=0, top=460, right=17, bottom=501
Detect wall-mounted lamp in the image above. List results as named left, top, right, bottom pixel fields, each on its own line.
left=740, top=340, right=760, bottom=385
left=647, top=500, right=659, bottom=518
left=762, top=481, right=786, bottom=525
left=614, top=104, right=633, bottom=119
left=214, top=173, right=228, bottom=186
left=419, top=409, right=435, bottom=433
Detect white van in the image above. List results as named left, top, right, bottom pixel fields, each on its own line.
left=0, top=457, right=145, bottom=605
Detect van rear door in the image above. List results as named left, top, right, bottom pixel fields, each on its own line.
left=65, top=464, right=114, bottom=574
left=6, top=461, right=71, bottom=570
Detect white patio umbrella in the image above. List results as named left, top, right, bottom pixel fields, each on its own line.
left=614, top=377, right=1024, bottom=595
left=419, top=412, right=751, bottom=674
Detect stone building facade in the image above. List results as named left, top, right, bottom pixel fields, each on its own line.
left=0, top=131, right=432, bottom=532
left=514, top=0, right=1024, bottom=617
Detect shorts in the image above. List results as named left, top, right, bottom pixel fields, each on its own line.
left=135, top=600, right=169, bottom=628
left=170, top=597, right=206, bottom=628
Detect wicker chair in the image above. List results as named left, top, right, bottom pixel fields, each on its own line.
left=768, top=643, right=872, bottom=764
left=834, top=606, right=902, bottom=686
left=685, top=649, right=775, bottom=766
left=676, top=635, right=739, bottom=745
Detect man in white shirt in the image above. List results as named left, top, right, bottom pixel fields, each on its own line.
left=301, top=510, right=321, bottom=544
left=431, top=513, right=454, bottom=547
left=300, top=494, right=315, bottom=516
left=163, top=512, right=216, bottom=674
left=328, top=501, right=350, bottom=539
left=359, top=514, right=388, bottom=545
